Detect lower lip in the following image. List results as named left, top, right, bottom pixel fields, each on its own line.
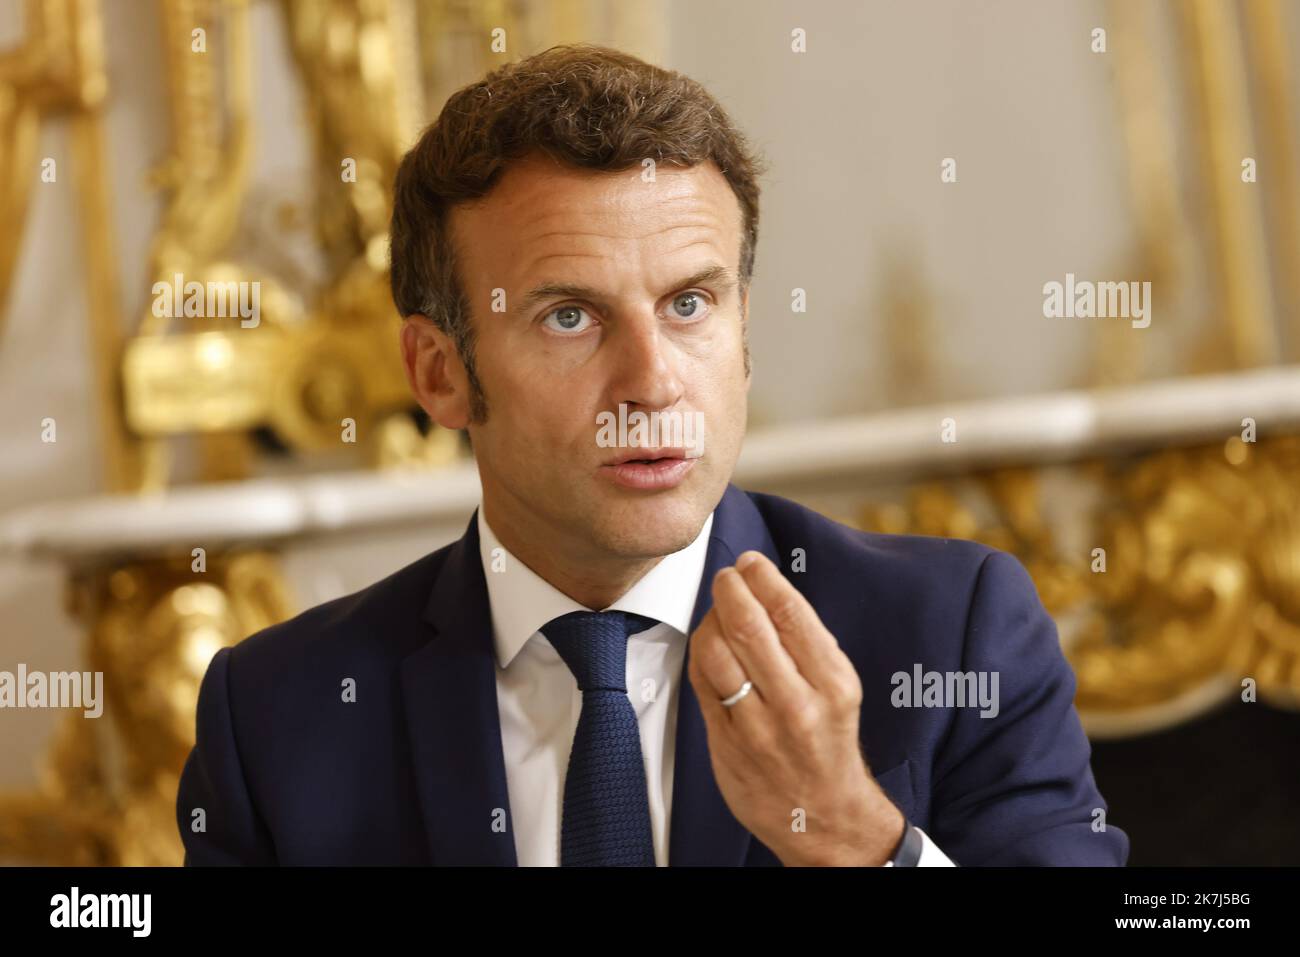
left=600, top=457, right=697, bottom=490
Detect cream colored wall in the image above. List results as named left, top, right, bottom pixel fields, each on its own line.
left=664, top=0, right=1212, bottom=426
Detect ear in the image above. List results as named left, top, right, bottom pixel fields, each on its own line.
left=400, top=314, right=471, bottom=430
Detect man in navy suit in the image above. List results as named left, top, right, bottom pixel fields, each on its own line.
left=177, top=44, right=1127, bottom=867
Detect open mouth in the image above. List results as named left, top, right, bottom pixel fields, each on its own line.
left=598, top=452, right=697, bottom=490
left=603, top=448, right=690, bottom=467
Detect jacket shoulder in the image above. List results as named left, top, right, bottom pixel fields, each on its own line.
left=743, top=488, right=1000, bottom=582
left=738, top=488, right=1038, bottom=657
left=226, top=538, right=457, bottom=675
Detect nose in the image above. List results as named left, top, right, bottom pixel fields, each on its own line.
left=608, top=311, right=685, bottom=413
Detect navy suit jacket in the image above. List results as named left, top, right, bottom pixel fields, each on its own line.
left=177, top=483, right=1128, bottom=865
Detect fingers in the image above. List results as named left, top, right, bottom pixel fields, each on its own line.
left=710, top=564, right=812, bottom=717
left=689, top=608, right=747, bottom=697
left=688, top=608, right=765, bottom=732
left=691, top=550, right=859, bottom=747
left=732, top=550, right=846, bottom=693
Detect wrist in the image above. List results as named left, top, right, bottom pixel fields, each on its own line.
left=826, top=790, right=906, bottom=867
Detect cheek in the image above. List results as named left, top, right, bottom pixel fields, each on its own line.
left=704, top=317, right=749, bottom=381
left=495, top=364, right=602, bottom=455
left=687, top=337, right=747, bottom=407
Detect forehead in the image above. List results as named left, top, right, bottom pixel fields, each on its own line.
left=448, top=154, right=743, bottom=289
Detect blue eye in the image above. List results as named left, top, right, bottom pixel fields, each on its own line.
left=542, top=305, right=594, bottom=333
left=669, top=292, right=708, bottom=321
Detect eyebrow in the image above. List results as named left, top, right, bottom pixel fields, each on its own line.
left=515, top=263, right=737, bottom=315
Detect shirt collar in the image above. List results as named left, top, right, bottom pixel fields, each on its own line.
left=477, top=507, right=715, bottom=669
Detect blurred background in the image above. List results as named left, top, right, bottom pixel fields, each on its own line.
left=1, top=0, right=1297, bottom=865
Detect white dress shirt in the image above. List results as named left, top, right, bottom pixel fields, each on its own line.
left=477, top=506, right=955, bottom=867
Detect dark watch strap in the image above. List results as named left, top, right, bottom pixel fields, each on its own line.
left=886, top=819, right=924, bottom=867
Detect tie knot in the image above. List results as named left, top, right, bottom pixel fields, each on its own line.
left=542, top=611, right=657, bottom=692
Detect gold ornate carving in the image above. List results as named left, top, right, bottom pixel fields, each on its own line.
left=859, top=435, right=1300, bottom=733
left=0, top=0, right=108, bottom=316
left=0, top=552, right=292, bottom=865
left=120, top=0, right=461, bottom=474
left=1071, top=435, right=1300, bottom=715
left=0, top=0, right=145, bottom=491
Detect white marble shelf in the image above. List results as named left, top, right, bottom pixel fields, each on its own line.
left=2, top=366, right=1298, bottom=563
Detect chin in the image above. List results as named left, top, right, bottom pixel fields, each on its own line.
left=588, top=488, right=711, bottom=559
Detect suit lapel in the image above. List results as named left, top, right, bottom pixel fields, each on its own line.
left=668, top=484, right=781, bottom=865
left=402, top=510, right=518, bottom=865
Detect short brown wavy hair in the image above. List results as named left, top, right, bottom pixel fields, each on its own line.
left=389, top=43, right=765, bottom=421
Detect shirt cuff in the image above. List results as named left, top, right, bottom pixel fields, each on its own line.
left=914, top=826, right=956, bottom=866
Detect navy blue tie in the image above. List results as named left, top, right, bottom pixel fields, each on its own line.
left=543, top=610, right=659, bottom=866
